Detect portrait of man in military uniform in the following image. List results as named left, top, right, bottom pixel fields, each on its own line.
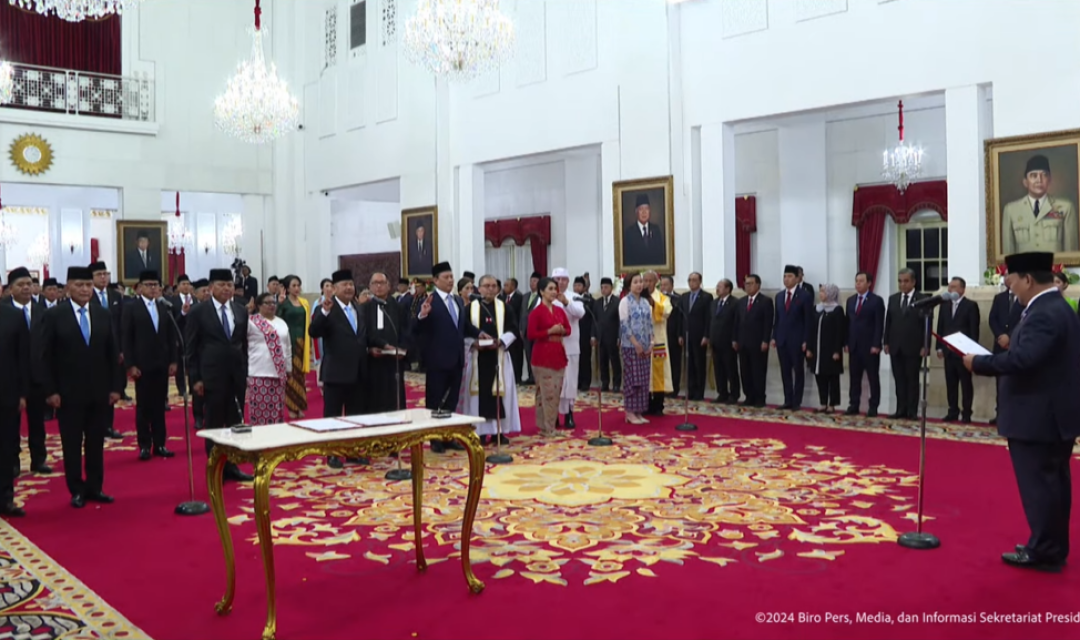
left=987, top=131, right=1080, bottom=265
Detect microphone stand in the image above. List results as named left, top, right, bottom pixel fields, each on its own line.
left=588, top=383, right=612, bottom=447
left=675, top=301, right=697, bottom=431
left=897, top=305, right=940, bottom=550
left=486, top=343, right=513, bottom=464
left=166, top=303, right=209, bottom=516
left=379, top=300, right=412, bottom=481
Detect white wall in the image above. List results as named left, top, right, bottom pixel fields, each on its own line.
left=330, top=200, right=401, bottom=260
left=0, top=184, right=120, bottom=276
left=734, top=130, right=778, bottom=284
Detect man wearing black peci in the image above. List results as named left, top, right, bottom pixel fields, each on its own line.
left=679, top=272, right=713, bottom=401
left=883, top=268, right=929, bottom=419
left=415, top=261, right=485, bottom=453
left=592, top=277, right=622, bottom=393
left=709, top=278, right=739, bottom=404
left=310, top=269, right=369, bottom=468
left=965, top=252, right=1080, bottom=573
left=185, top=269, right=252, bottom=482
left=4, top=267, right=51, bottom=475
left=168, top=274, right=196, bottom=399
left=88, top=261, right=126, bottom=437
left=35, top=266, right=123, bottom=508
left=733, top=274, right=773, bottom=407
left=574, top=276, right=595, bottom=391
left=935, top=276, right=980, bottom=423
left=0, top=273, right=30, bottom=517
left=123, top=271, right=177, bottom=461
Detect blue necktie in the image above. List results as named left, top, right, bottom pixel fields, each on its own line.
left=149, top=301, right=159, bottom=332
left=220, top=304, right=232, bottom=340
left=78, top=308, right=90, bottom=345
left=345, top=304, right=357, bottom=333
left=691, top=292, right=698, bottom=308
left=99, top=291, right=107, bottom=306
left=22, top=306, right=30, bottom=328
left=447, top=295, right=458, bottom=325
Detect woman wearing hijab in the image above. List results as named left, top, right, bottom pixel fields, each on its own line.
left=806, top=283, right=847, bottom=413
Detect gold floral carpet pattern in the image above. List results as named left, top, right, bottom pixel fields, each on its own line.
left=0, top=519, right=150, bottom=640
left=230, top=433, right=915, bottom=586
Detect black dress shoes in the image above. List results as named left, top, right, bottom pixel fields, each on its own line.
left=844, top=407, right=859, bottom=416
left=866, top=409, right=878, bottom=418
left=106, top=428, right=123, bottom=439
left=327, top=456, right=344, bottom=468
left=429, top=441, right=446, bottom=454
left=71, top=495, right=86, bottom=509
left=888, top=411, right=906, bottom=420
left=85, top=492, right=114, bottom=504
left=139, top=448, right=152, bottom=461
left=0, top=503, right=25, bottom=517
left=30, top=461, right=52, bottom=474
left=223, top=465, right=254, bottom=482
left=154, top=447, right=175, bottom=458
left=1001, top=549, right=1064, bottom=573
left=444, top=440, right=465, bottom=451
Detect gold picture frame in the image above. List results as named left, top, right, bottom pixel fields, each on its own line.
left=116, top=221, right=169, bottom=286
left=613, top=175, right=675, bottom=275
left=401, top=206, right=438, bottom=279
left=985, top=128, right=1080, bottom=266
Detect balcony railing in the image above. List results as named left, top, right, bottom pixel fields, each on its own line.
left=2, top=63, right=154, bottom=122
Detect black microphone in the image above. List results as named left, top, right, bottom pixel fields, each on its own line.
left=911, top=291, right=960, bottom=309
left=157, top=298, right=173, bottom=309
left=231, top=394, right=251, bottom=432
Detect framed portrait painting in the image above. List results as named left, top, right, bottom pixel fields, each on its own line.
left=986, top=129, right=1080, bottom=266
left=401, top=206, right=438, bottom=279
left=613, top=176, right=675, bottom=275
left=116, top=221, right=169, bottom=285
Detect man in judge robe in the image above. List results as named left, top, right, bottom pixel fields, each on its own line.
left=965, top=251, right=1080, bottom=573
left=458, top=275, right=521, bottom=445
left=360, top=272, right=409, bottom=414
left=551, top=268, right=585, bottom=429
left=643, top=271, right=673, bottom=415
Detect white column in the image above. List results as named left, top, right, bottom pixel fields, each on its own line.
left=667, top=1, right=690, bottom=282
left=600, top=141, right=620, bottom=279
left=565, top=155, right=602, bottom=280
left=453, top=164, right=484, bottom=276
left=700, top=123, right=736, bottom=286
left=777, top=121, right=828, bottom=286
left=946, top=85, right=991, bottom=282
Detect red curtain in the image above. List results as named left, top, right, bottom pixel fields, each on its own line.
left=484, top=215, right=552, bottom=278
left=0, top=4, right=121, bottom=74
left=90, top=238, right=99, bottom=264
left=851, top=180, right=948, bottom=287
left=735, top=196, right=757, bottom=284
left=167, top=249, right=186, bottom=286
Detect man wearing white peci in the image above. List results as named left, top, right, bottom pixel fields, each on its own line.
left=550, top=267, right=585, bottom=430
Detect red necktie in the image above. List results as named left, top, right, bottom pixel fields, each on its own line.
left=785, top=291, right=792, bottom=311
left=747, top=296, right=754, bottom=312
left=855, top=295, right=863, bottom=316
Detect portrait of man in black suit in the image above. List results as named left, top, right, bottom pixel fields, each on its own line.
left=402, top=208, right=437, bottom=279
left=118, top=221, right=167, bottom=284
left=614, top=177, right=673, bottom=274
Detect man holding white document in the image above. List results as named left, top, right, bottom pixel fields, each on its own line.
left=962, top=252, right=1080, bottom=574
left=360, top=272, right=410, bottom=415
left=458, top=275, right=522, bottom=445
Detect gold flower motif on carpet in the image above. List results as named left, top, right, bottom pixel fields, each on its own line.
left=230, top=433, right=910, bottom=587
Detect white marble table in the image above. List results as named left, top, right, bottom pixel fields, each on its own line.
left=198, top=408, right=486, bottom=640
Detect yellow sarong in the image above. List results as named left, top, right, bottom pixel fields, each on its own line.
left=649, top=289, right=673, bottom=393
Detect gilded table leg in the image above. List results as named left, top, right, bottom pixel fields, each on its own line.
left=252, top=458, right=279, bottom=640
left=207, top=449, right=235, bottom=616
left=410, top=444, right=427, bottom=572
left=454, top=432, right=486, bottom=594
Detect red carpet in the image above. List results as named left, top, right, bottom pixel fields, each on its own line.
left=7, top=374, right=1080, bottom=640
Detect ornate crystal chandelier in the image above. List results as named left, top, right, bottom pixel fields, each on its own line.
left=166, top=192, right=192, bottom=253
left=214, top=0, right=299, bottom=144
left=882, top=100, right=924, bottom=194
left=8, top=0, right=144, bottom=21
left=403, top=0, right=514, bottom=83
left=0, top=215, right=15, bottom=248
left=221, top=217, right=243, bottom=257
left=0, top=59, right=13, bottom=105
left=27, top=233, right=50, bottom=268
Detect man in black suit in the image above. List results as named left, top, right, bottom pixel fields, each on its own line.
left=591, top=278, right=622, bottom=392
left=5, top=267, right=51, bottom=475
left=310, top=269, right=371, bottom=468
left=733, top=274, right=773, bottom=407
left=796, top=267, right=815, bottom=298
left=844, top=271, right=884, bottom=417
left=679, top=272, right=713, bottom=401
left=89, top=261, right=125, bottom=437
left=661, top=276, right=682, bottom=398
left=42, top=277, right=61, bottom=309
left=935, top=277, right=980, bottom=422
left=987, top=288, right=1023, bottom=425
left=123, top=231, right=158, bottom=281
left=966, top=252, right=1080, bottom=573
left=361, top=272, right=410, bottom=415
left=239, top=266, right=258, bottom=303
left=169, top=274, right=196, bottom=398
left=0, top=275, right=30, bottom=517
left=773, top=265, right=812, bottom=410
left=518, top=272, right=542, bottom=385
left=883, top=268, right=929, bottom=419
left=408, top=223, right=434, bottom=276
left=574, top=277, right=595, bottom=391
left=709, top=278, right=739, bottom=403
left=415, top=261, right=485, bottom=453
left=35, top=266, right=123, bottom=508
left=123, top=270, right=177, bottom=461
left=185, top=268, right=252, bottom=482
left=499, top=278, right=524, bottom=383
left=622, top=193, right=666, bottom=268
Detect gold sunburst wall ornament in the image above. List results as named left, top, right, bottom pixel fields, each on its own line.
left=9, top=134, right=53, bottom=176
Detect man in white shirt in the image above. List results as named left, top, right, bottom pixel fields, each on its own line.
left=551, top=267, right=585, bottom=429
left=122, top=271, right=177, bottom=461
left=169, top=274, right=196, bottom=399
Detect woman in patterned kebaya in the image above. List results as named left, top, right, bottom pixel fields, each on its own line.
left=619, top=273, right=654, bottom=424
left=246, top=292, right=292, bottom=425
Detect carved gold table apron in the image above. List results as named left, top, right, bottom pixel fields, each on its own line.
left=199, top=411, right=487, bottom=640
